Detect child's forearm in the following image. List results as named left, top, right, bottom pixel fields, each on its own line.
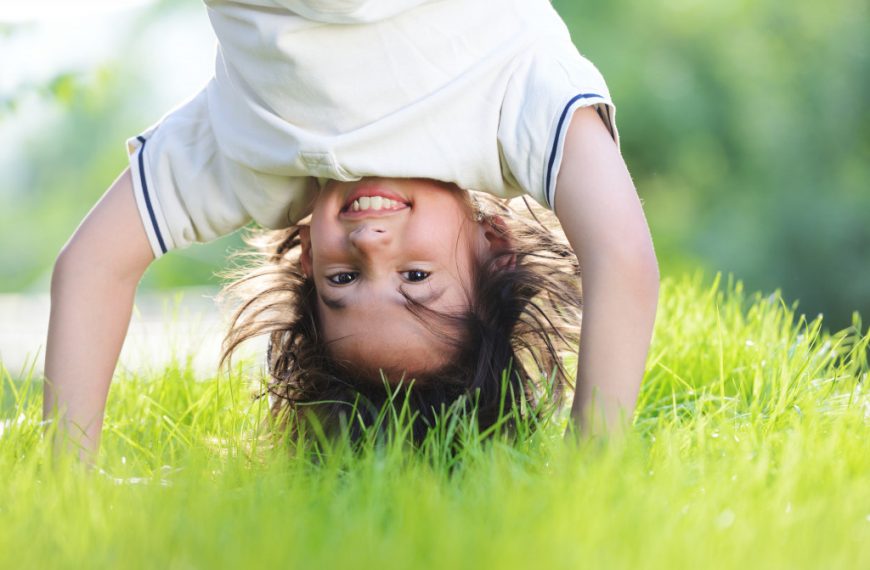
left=45, top=263, right=139, bottom=458
left=569, top=257, right=658, bottom=434
left=44, top=169, right=154, bottom=460
left=554, top=106, right=659, bottom=435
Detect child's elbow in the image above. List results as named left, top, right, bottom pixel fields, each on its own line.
left=639, top=247, right=660, bottom=305
left=635, top=241, right=660, bottom=287
left=51, top=239, right=87, bottom=296
left=51, top=229, right=141, bottom=296
left=598, top=234, right=660, bottom=303
left=624, top=241, right=660, bottom=301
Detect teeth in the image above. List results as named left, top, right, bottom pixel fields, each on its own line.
left=349, top=197, right=405, bottom=212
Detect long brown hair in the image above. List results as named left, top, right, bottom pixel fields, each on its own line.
left=221, top=192, right=582, bottom=442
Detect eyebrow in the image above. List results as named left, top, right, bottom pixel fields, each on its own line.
left=319, top=286, right=447, bottom=312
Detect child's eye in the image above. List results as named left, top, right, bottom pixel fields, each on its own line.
left=327, top=272, right=358, bottom=285
left=402, top=270, right=430, bottom=282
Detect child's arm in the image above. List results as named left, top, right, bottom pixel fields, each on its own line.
left=554, top=107, right=660, bottom=436
left=44, top=168, right=154, bottom=461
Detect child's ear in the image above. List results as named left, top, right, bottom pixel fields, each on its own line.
left=298, top=226, right=313, bottom=278
left=480, top=215, right=516, bottom=270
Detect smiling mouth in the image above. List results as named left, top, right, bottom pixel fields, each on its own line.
left=340, top=185, right=410, bottom=217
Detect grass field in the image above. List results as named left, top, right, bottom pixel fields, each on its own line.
left=2, top=273, right=868, bottom=569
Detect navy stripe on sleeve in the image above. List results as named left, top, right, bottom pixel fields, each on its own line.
left=136, top=135, right=168, bottom=254
left=544, top=93, right=603, bottom=208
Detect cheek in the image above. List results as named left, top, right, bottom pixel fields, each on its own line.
left=427, top=220, right=479, bottom=276
left=309, top=224, right=346, bottom=265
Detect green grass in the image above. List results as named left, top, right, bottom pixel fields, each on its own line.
left=2, top=273, right=868, bottom=569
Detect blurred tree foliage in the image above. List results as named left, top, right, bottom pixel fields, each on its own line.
left=554, top=0, right=869, bottom=329
left=1, top=0, right=868, bottom=329
left=0, top=0, right=241, bottom=293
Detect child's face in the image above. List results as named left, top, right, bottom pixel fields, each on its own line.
left=301, top=178, right=488, bottom=381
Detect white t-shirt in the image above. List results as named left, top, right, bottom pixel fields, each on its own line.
left=257, top=0, right=435, bottom=23
left=128, top=0, right=618, bottom=257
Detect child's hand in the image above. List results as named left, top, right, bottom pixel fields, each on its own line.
left=554, top=107, right=660, bottom=436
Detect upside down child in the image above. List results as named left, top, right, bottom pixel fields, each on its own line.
left=45, top=0, right=659, bottom=457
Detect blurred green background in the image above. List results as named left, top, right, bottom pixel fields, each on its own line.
left=1, top=0, right=868, bottom=329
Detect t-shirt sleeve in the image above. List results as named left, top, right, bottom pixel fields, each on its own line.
left=126, top=86, right=253, bottom=258
left=497, top=37, right=618, bottom=212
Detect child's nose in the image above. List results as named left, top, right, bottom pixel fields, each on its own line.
left=348, top=224, right=391, bottom=256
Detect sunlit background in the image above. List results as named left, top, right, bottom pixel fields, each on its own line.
left=1, top=0, right=868, bottom=333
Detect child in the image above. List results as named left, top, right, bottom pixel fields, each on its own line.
left=221, top=185, right=586, bottom=441
left=45, top=0, right=659, bottom=457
